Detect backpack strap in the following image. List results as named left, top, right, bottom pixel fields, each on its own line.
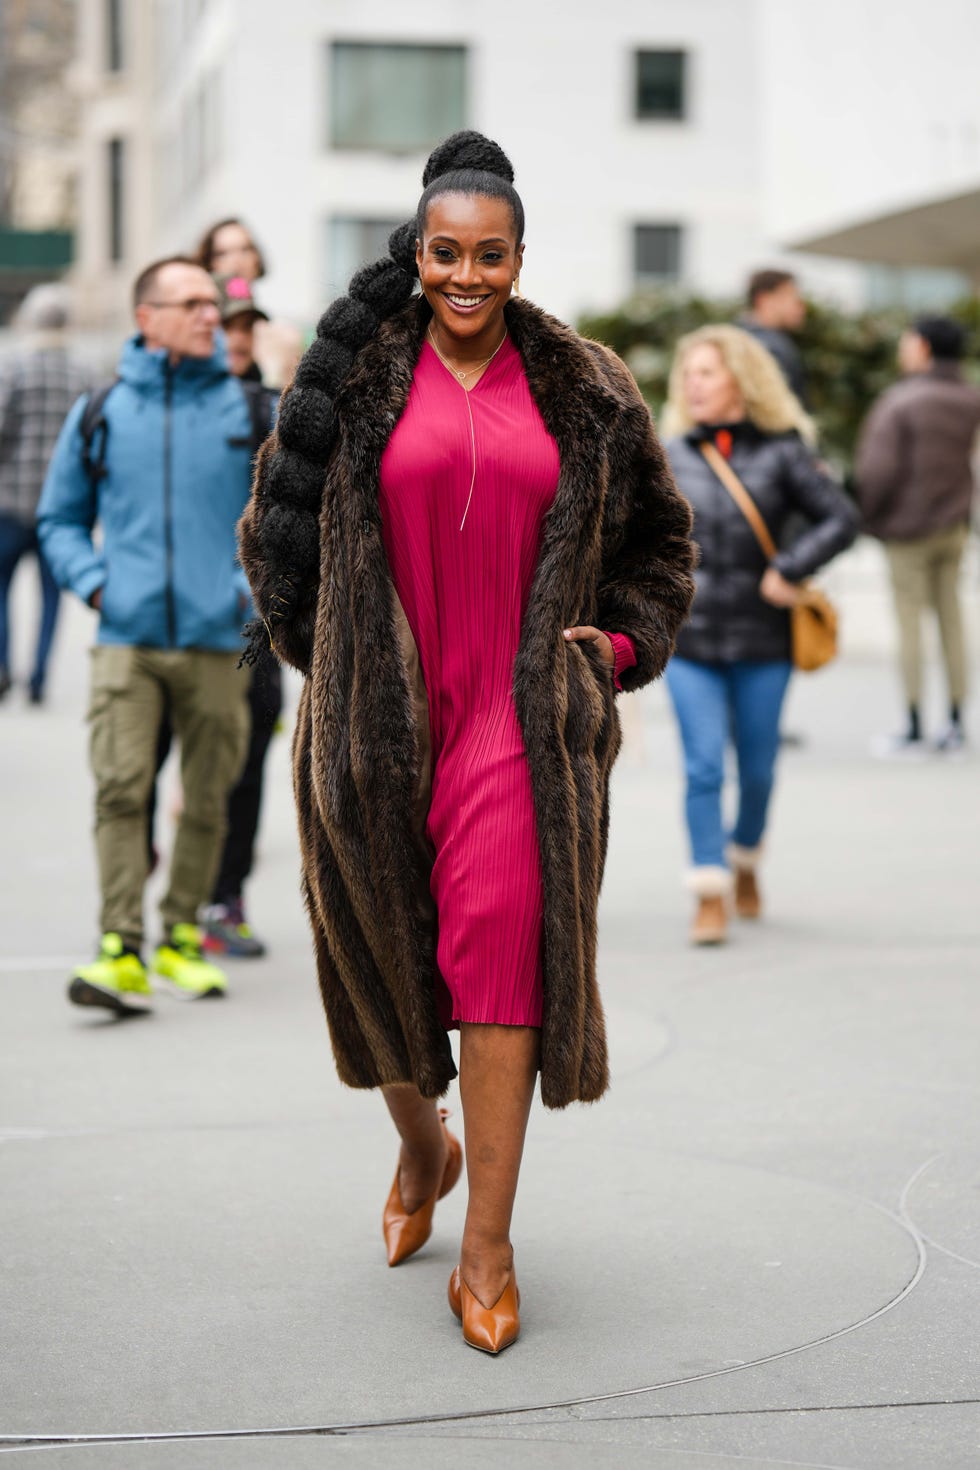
left=79, top=378, right=120, bottom=488
left=80, top=376, right=274, bottom=488
left=237, top=379, right=277, bottom=460
left=699, top=441, right=778, bottom=561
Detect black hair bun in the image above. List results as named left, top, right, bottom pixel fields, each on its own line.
left=315, top=296, right=377, bottom=350
left=259, top=500, right=319, bottom=574
left=387, top=221, right=420, bottom=277
left=422, top=130, right=514, bottom=187
left=350, top=255, right=417, bottom=307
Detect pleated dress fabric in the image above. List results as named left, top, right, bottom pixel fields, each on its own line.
left=379, top=336, right=560, bottom=1029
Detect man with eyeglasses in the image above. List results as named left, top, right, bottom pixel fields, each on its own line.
left=38, top=255, right=256, bottom=1014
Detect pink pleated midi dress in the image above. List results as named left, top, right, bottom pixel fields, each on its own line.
left=378, top=336, right=559, bottom=1029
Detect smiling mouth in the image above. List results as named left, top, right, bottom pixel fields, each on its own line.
left=443, top=293, right=491, bottom=311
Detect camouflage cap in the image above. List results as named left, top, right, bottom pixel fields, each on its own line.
left=214, top=273, right=269, bottom=325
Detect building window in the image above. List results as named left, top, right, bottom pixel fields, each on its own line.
left=635, top=50, right=686, bottom=120
left=864, top=264, right=972, bottom=312
left=329, top=42, right=466, bottom=151
left=108, top=138, right=125, bottom=263
left=634, top=224, right=682, bottom=287
left=328, top=216, right=404, bottom=296
left=106, top=0, right=124, bottom=71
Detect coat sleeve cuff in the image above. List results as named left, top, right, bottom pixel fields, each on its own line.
left=605, top=631, right=637, bottom=691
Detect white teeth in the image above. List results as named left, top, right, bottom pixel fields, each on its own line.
left=447, top=294, right=487, bottom=307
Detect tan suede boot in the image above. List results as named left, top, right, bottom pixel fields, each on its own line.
left=729, top=845, right=763, bottom=919
left=690, top=895, right=728, bottom=945
left=735, top=869, right=761, bottom=918
left=686, top=867, right=733, bottom=946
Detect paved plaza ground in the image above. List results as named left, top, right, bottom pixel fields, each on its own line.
left=2, top=588, right=979, bottom=1469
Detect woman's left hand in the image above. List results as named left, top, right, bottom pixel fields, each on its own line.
left=563, top=626, right=615, bottom=669
left=759, top=568, right=801, bottom=608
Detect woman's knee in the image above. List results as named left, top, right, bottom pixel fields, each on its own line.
left=685, top=741, right=725, bottom=794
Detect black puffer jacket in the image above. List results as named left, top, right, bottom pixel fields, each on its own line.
left=667, top=423, right=858, bottom=664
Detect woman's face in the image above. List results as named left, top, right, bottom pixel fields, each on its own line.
left=209, top=223, right=261, bottom=281
left=682, top=343, right=745, bottom=425
left=416, top=193, right=523, bottom=347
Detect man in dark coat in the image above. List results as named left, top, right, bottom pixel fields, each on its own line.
left=856, top=316, right=980, bottom=755
left=739, top=268, right=809, bottom=408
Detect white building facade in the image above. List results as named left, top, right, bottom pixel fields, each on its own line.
left=71, top=0, right=980, bottom=335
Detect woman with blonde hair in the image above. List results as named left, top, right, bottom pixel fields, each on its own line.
left=661, top=324, right=857, bottom=944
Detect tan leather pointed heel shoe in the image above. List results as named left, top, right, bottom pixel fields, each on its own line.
left=448, top=1265, right=521, bottom=1354
left=383, top=1108, right=462, bottom=1267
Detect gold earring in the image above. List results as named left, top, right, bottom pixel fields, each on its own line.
left=512, top=274, right=522, bottom=297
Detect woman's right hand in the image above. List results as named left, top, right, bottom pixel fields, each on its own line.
left=563, top=625, right=616, bottom=670
left=759, top=567, right=800, bottom=608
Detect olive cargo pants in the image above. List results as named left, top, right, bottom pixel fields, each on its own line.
left=88, top=645, right=249, bottom=951
left=885, top=522, right=970, bottom=708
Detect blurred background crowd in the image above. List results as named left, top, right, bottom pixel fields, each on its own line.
left=3, top=0, right=979, bottom=634
left=1, top=0, right=978, bottom=974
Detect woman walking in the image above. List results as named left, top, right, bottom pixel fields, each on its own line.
left=239, top=132, right=694, bottom=1353
left=661, top=325, right=858, bottom=945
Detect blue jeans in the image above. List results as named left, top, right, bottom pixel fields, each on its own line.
left=0, top=514, right=61, bottom=690
left=665, top=656, right=793, bottom=869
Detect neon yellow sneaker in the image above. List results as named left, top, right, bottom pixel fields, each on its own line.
left=69, top=933, right=153, bottom=1013
left=153, top=923, right=228, bottom=999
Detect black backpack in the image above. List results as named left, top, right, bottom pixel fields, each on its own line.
left=79, top=377, right=277, bottom=487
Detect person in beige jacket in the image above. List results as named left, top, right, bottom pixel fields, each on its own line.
left=856, top=316, right=980, bottom=755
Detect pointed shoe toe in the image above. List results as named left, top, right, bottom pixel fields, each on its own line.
left=454, top=1269, right=521, bottom=1354
left=383, top=1175, right=437, bottom=1267
left=383, top=1110, right=463, bottom=1267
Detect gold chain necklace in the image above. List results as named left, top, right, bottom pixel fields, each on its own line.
left=425, top=326, right=508, bottom=532
left=427, top=326, right=508, bottom=382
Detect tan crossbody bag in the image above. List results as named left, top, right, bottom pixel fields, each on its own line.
left=699, top=441, right=838, bottom=673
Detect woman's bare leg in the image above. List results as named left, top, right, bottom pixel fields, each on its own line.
left=458, top=1022, right=540, bottom=1308
left=381, top=1083, right=449, bottom=1213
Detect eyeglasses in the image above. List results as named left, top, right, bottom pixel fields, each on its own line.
left=145, top=297, right=220, bottom=315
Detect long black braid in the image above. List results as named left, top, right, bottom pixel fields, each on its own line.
left=240, top=130, right=523, bottom=668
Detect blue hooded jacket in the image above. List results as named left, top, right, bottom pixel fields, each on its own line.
left=38, top=335, right=255, bottom=651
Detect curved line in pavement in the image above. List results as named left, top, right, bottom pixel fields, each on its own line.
left=0, top=1158, right=931, bottom=1452
left=900, top=1150, right=980, bottom=1273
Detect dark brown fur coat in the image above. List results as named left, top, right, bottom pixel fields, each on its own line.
left=240, top=297, right=694, bottom=1107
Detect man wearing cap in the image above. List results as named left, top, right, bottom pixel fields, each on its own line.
left=216, top=273, right=270, bottom=379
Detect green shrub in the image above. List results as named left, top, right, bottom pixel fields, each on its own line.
left=578, top=292, right=980, bottom=470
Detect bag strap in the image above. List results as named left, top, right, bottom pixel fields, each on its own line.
left=699, top=441, right=778, bottom=562
left=238, top=379, right=277, bottom=459
left=79, top=378, right=120, bottom=488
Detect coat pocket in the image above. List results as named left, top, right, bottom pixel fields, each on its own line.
left=564, top=640, right=610, bottom=754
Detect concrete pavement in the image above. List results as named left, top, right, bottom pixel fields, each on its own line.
left=2, top=586, right=979, bottom=1468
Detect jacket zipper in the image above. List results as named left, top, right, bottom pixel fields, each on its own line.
left=163, top=365, right=177, bottom=645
